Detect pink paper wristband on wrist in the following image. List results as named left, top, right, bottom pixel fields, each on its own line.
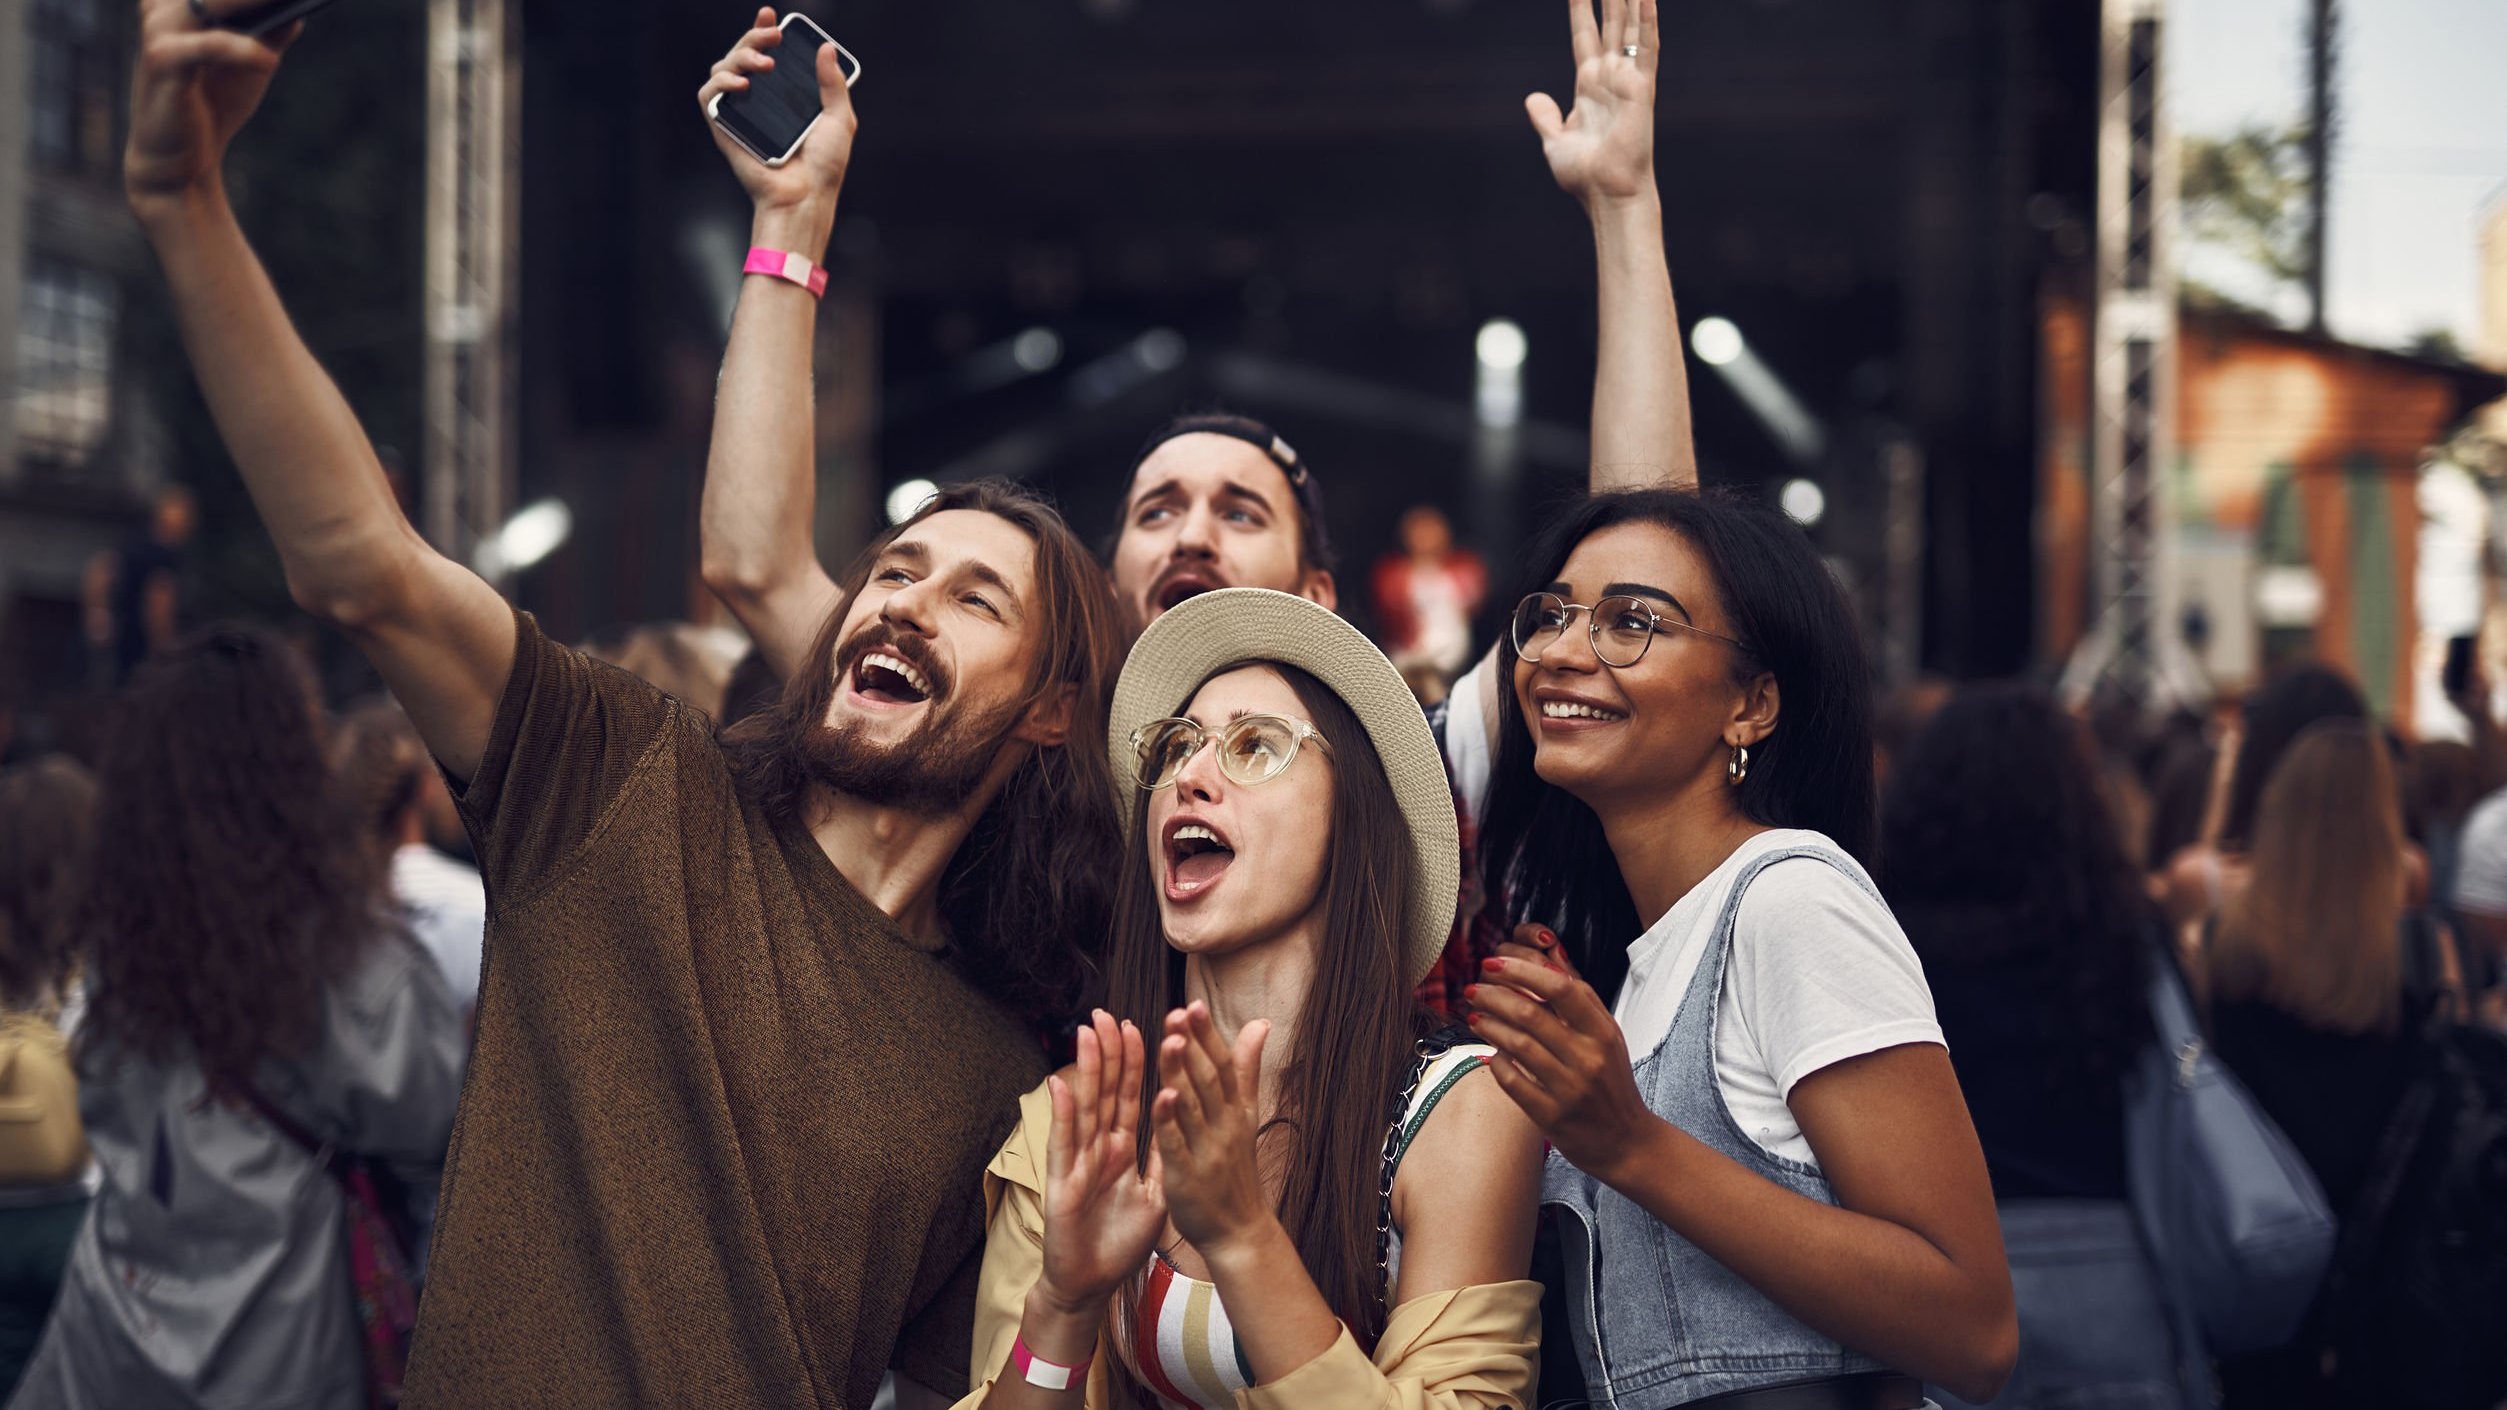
left=1011, top=1333, right=1092, bottom=1391
left=743, top=246, right=828, bottom=298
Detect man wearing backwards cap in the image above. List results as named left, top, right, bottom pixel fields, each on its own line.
left=697, top=0, right=1696, bottom=654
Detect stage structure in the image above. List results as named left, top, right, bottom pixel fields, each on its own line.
left=2064, top=0, right=2205, bottom=709
left=423, top=0, right=521, bottom=561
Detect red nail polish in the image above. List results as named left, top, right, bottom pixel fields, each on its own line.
left=1485, top=957, right=1507, bottom=973
left=1464, top=984, right=1481, bottom=1002
left=1539, top=928, right=1559, bottom=949
left=1465, top=1012, right=1484, bottom=1027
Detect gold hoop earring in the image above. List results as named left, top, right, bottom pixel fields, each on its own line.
left=1727, top=743, right=1750, bottom=785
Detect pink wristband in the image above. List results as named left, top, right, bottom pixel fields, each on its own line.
left=743, top=246, right=828, bottom=298
left=1011, top=1333, right=1091, bottom=1391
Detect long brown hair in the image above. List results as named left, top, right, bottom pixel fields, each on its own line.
left=1106, top=662, right=1427, bottom=1359
left=77, top=628, right=388, bottom=1083
left=0, top=757, right=100, bottom=1013
left=726, top=479, right=1126, bottom=1032
left=2211, top=721, right=2405, bottom=1035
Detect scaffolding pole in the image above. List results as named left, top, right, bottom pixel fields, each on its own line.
left=423, top=0, right=520, bottom=559
left=2064, top=0, right=2204, bottom=709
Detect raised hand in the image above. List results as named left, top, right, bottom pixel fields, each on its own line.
left=1035, top=1011, right=1169, bottom=1315
left=1526, top=0, right=1660, bottom=210
left=126, top=0, right=300, bottom=214
left=1151, top=1003, right=1274, bottom=1258
left=697, top=7, right=858, bottom=218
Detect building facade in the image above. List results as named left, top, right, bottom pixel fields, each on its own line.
left=1, top=0, right=166, bottom=756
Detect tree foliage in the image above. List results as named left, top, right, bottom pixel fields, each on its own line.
left=2181, top=123, right=2313, bottom=298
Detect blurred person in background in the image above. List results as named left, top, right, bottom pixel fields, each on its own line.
left=2139, top=725, right=2216, bottom=901
left=80, top=485, right=198, bottom=689
left=1870, top=676, right=1950, bottom=793
left=1372, top=505, right=1487, bottom=705
left=0, top=758, right=101, bottom=1403
left=2156, top=665, right=2374, bottom=947
left=331, top=700, right=485, bottom=1020
left=580, top=621, right=742, bottom=722
left=2203, top=722, right=2445, bottom=1408
left=1881, top=686, right=2182, bottom=1410
left=9, top=629, right=468, bottom=1410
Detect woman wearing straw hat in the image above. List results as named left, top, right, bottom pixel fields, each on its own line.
left=949, top=588, right=1545, bottom=1410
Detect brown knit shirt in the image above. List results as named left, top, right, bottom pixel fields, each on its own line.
left=403, top=610, right=1047, bottom=1409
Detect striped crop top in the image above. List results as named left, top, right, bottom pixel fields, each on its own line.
left=1114, top=1042, right=1494, bottom=1410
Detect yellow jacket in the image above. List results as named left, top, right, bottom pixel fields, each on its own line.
left=951, top=1079, right=1542, bottom=1410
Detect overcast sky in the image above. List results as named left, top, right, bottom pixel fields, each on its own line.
left=2172, top=0, right=2507, bottom=354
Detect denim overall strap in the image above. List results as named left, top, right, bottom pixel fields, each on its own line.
left=1545, top=841, right=1890, bottom=1408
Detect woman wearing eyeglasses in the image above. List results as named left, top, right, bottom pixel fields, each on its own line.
left=1457, top=489, right=2016, bottom=1409
left=949, top=588, right=1546, bottom=1410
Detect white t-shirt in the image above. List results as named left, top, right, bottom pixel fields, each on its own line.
left=1444, top=662, right=1944, bottom=1167
left=394, top=843, right=487, bottom=1012
left=2452, top=787, right=2507, bottom=917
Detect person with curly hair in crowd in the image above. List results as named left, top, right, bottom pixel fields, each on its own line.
left=1882, top=685, right=2181, bottom=1408
left=10, top=629, right=469, bottom=1410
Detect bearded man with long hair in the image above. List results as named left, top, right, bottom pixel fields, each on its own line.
left=116, top=10, right=1126, bottom=1407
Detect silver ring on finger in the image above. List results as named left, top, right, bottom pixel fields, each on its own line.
left=1623, top=44, right=1640, bottom=57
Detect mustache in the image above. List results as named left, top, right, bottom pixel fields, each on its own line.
left=835, top=625, right=952, bottom=700
left=1148, top=558, right=1228, bottom=600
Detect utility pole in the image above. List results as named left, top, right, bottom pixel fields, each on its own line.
left=2304, top=0, right=2337, bottom=335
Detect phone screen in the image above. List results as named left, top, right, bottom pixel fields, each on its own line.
left=713, top=20, right=853, bottom=165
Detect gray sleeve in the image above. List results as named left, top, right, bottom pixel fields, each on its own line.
left=303, top=935, right=471, bottom=1171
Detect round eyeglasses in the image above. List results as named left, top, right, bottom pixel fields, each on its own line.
left=1509, top=592, right=1746, bottom=669
left=1129, top=714, right=1332, bottom=791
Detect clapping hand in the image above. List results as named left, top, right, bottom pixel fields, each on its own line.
left=1035, top=1011, right=1169, bottom=1316
left=1527, top=0, right=1661, bottom=210
left=1152, top=1003, right=1275, bottom=1259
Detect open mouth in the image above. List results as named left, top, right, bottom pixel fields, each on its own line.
left=853, top=651, right=933, bottom=706
left=1164, top=819, right=1237, bottom=895
left=1156, top=573, right=1223, bottom=612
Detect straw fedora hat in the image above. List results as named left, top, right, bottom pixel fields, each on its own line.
left=1107, top=588, right=1460, bottom=982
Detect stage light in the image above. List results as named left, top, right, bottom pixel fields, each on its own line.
left=1692, top=317, right=1744, bottom=367
left=1476, top=319, right=1529, bottom=372
left=1780, top=479, right=1827, bottom=527
left=1011, top=328, right=1064, bottom=373
left=474, top=499, right=573, bottom=582
left=887, top=478, right=940, bottom=525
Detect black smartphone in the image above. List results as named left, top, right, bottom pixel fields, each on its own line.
left=707, top=13, right=864, bottom=168
left=201, top=0, right=344, bottom=39
left=2444, top=634, right=2478, bottom=701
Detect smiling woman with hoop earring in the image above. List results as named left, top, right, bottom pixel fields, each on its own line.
left=1460, top=489, right=2017, bottom=1409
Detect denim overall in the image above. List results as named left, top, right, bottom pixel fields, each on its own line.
left=1544, top=843, right=1891, bottom=1408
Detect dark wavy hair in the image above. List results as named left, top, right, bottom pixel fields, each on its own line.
left=1479, top=489, right=1876, bottom=1002
left=0, top=756, right=99, bottom=1012
left=2218, top=662, right=2366, bottom=854
left=76, top=628, right=387, bottom=1085
left=1880, top=684, right=2156, bottom=1092
left=726, top=479, right=1126, bottom=1033
left=1105, top=662, right=1429, bottom=1358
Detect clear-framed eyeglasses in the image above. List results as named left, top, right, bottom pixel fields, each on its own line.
left=1509, top=592, right=1747, bottom=669
left=1129, top=714, right=1333, bottom=791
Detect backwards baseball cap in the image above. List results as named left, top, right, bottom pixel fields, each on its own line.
left=1126, top=412, right=1337, bottom=573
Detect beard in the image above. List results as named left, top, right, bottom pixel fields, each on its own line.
left=797, top=691, right=1028, bottom=818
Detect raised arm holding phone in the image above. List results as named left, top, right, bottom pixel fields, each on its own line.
left=695, top=0, right=1700, bottom=690
left=120, top=5, right=1131, bottom=1406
